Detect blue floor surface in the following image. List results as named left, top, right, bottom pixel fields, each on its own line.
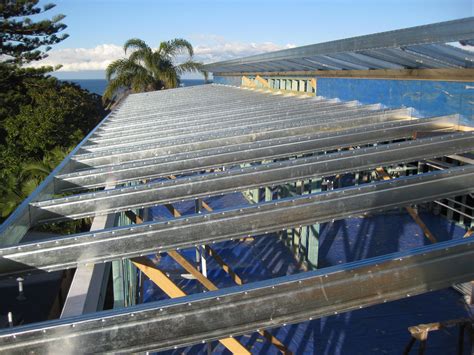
left=146, top=193, right=472, bottom=354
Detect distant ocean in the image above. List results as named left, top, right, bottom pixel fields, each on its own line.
left=63, top=79, right=208, bottom=96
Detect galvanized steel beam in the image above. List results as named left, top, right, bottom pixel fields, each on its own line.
left=1, top=166, right=474, bottom=276
left=84, top=101, right=361, bottom=152
left=71, top=108, right=408, bottom=167
left=32, top=132, right=474, bottom=222
left=0, top=235, right=473, bottom=354
left=76, top=104, right=382, bottom=159
left=203, top=18, right=474, bottom=71
left=56, top=114, right=453, bottom=192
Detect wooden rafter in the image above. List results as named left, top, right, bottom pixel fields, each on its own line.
left=158, top=205, right=292, bottom=354
left=375, top=167, right=438, bottom=244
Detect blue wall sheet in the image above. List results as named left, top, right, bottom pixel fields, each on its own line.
left=316, top=78, right=474, bottom=126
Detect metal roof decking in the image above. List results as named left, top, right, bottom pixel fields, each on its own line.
left=202, top=18, right=474, bottom=74
left=0, top=84, right=473, bottom=353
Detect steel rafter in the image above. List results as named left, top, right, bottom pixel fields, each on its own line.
left=71, top=108, right=408, bottom=168
left=1, top=165, right=473, bottom=276
left=0, top=235, right=473, bottom=354
left=55, top=114, right=456, bottom=192
left=31, top=132, right=474, bottom=222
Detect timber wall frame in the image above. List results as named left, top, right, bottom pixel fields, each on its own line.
left=215, top=68, right=474, bottom=82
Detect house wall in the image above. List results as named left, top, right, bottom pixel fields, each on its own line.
left=213, top=75, right=242, bottom=86
left=213, top=74, right=474, bottom=126
left=316, top=78, right=474, bottom=126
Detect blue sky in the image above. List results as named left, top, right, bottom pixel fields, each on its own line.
left=34, top=0, right=473, bottom=79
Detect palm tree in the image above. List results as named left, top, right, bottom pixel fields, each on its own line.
left=22, top=146, right=69, bottom=180
left=103, top=38, right=207, bottom=102
left=0, top=146, right=69, bottom=220
left=0, top=174, right=39, bottom=219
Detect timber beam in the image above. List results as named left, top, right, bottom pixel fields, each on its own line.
left=131, top=256, right=251, bottom=354
left=375, top=167, right=438, bottom=244
left=150, top=205, right=291, bottom=354
left=213, top=68, right=474, bottom=82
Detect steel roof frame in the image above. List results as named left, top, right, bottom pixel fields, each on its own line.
left=55, top=115, right=458, bottom=193
left=30, top=132, right=474, bottom=223
left=0, top=79, right=472, bottom=352
left=1, top=165, right=474, bottom=276
left=1, top=235, right=473, bottom=354
left=203, top=17, right=474, bottom=73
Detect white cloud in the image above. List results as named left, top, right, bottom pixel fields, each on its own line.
left=192, top=37, right=295, bottom=63
left=29, top=36, right=296, bottom=72
left=29, top=44, right=124, bottom=71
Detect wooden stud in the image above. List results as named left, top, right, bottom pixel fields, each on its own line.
left=405, top=207, right=438, bottom=244
left=131, top=256, right=186, bottom=298
left=169, top=247, right=291, bottom=354
left=131, top=256, right=251, bottom=354
left=168, top=205, right=292, bottom=354
left=241, top=75, right=256, bottom=88
left=375, top=167, right=438, bottom=243
left=125, top=210, right=143, bottom=224
left=125, top=207, right=293, bottom=354
left=218, top=68, right=474, bottom=82
left=255, top=75, right=270, bottom=88
left=167, top=250, right=217, bottom=291
left=204, top=245, right=244, bottom=286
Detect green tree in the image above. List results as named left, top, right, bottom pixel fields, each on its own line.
left=103, top=38, right=207, bottom=102
left=0, top=64, right=105, bottom=174
left=0, top=0, right=69, bottom=64
left=0, top=62, right=106, bottom=220
left=0, top=173, right=39, bottom=219
left=22, top=146, right=70, bottom=180
left=0, top=146, right=65, bottom=219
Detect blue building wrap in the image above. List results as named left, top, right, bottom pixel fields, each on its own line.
left=316, top=78, right=474, bottom=126
left=212, top=75, right=474, bottom=126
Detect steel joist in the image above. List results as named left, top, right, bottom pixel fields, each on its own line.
left=1, top=165, right=474, bottom=276
left=55, top=114, right=457, bottom=192
left=0, top=235, right=473, bottom=354
left=31, top=132, right=474, bottom=222
left=0, top=80, right=473, bottom=354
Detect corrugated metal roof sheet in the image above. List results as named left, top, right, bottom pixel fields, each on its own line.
left=203, top=17, right=474, bottom=73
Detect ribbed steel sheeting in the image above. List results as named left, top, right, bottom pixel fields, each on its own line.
left=203, top=18, right=474, bottom=73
